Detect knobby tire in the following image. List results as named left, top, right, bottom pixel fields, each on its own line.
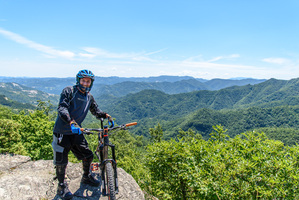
left=105, top=162, right=116, bottom=200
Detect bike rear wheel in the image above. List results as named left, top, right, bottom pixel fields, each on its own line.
left=105, top=162, right=116, bottom=200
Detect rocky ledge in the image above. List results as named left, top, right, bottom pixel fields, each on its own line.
left=0, top=154, right=145, bottom=200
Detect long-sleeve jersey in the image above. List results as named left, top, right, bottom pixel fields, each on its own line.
left=53, top=86, right=107, bottom=135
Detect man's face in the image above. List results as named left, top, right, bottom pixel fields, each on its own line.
left=80, top=77, right=92, bottom=88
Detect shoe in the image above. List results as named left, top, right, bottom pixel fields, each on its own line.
left=81, top=174, right=100, bottom=187
left=57, top=183, right=73, bottom=200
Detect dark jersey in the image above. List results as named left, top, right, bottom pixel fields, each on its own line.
left=53, top=86, right=106, bottom=135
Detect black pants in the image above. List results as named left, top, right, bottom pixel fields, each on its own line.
left=52, top=133, right=93, bottom=166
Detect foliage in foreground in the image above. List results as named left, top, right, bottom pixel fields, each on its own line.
left=0, top=103, right=54, bottom=160
left=146, top=125, right=299, bottom=200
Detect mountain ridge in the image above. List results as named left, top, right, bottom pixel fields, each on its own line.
left=0, top=75, right=266, bottom=96
left=98, top=77, right=299, bottom=131
left=0, top=82, right=58, bottom=105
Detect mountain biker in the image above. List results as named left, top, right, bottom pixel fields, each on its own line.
left=52, top=69, right=114, bottom=200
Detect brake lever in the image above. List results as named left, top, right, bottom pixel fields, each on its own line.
left=84, top=131, right=93, bottom=135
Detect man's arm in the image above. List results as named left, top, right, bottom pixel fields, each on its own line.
left=57, top=87, right=73, bottom=124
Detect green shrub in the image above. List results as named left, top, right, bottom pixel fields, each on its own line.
left=146, top=126, right=299, bottom=199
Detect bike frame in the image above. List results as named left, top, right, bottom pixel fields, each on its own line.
left=81, top=119, right=137, bottom=197
left=97, top=119, right=119, bottom=195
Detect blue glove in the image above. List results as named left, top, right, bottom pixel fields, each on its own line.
left=108, top=115, right=114, bottom=128
left=71, top=123, right=82, bottom=134
left=108, top=120, right=114, bottom=128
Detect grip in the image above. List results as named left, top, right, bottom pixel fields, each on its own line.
left=125, top=122, right=137, bottom=127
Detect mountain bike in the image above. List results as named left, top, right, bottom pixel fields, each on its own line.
left=80, top=119, right=137, bottom=200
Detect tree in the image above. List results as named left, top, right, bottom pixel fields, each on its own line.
left=149, top=123, right=163, bottom=143
left=0, top=119, right=27, bottom=155
left=0, top=102, right=55, bottom=160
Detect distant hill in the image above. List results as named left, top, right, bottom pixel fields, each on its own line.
left=0, top=75, right=200, bottom=85
left=97, top=78, right=299, bottom=136
left=0, top=77, right=75, bottom=95
left=92, top=78, right=266, bottom=97
left=0, top=82, right=59, bottom=105
left=0, top=94, right=35, bottom=110
left=0, top=76, right=266, bottom=96
left=163, top=105, right=299, bottom=141
left=92, top=79, right=209, bottom=97
left=204, top=78, right=268, bottom=90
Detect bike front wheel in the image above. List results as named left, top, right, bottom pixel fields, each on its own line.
left=105, top=162, right=116, bottom=200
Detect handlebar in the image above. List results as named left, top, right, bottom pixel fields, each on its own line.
left=124, top=122, right=137, bottom=127
left=80, top=122, right=137, bottom=135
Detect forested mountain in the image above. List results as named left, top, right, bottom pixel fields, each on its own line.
left=0, top=94, right=35, bottom=110
left=92, top=79, right=209, bottom=97
left=91, top=77, right=265, bottom=97
left=163, top=106, right=299, bottom=143
left=203, top=78, right=268, bottom=90
left=95, top=78, right=299, bottom=143
left=0, top=77, right=75, bottom=95
left=0, top=76, right=265, bottom=96
left=0, top=82, right=58, bottom=105
left=101, top=78, right=299, bottom=122
left=0, top=75, right=197, bottom=86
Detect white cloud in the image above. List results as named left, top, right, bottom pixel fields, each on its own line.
left=207, top=54, right=240, bottom=62
left=262, top=57, right=291, bottom=65
left=0, top=28, right=168, bottom=67
left=0, top=27, right=75, bottom=59
left=81, top=47, right=156, bottom=62
left=185, top=54, right=240, bottom=63
left=0, top=28, right=159, bottom=62
left=184, top=54, right=204, bottom=62
left=78, top=53, right=97, bottom=59
left=144, top=48, right=168, bottom=56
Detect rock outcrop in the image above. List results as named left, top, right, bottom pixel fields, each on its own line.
left=0, top=154, right=145, bottom=200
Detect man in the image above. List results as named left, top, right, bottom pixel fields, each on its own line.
left=52, top=69, right=113, bottom=199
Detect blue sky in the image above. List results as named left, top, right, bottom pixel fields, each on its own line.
left=0, top=0, right=299, bottom=80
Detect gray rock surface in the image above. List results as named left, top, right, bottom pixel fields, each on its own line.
left=0, top=154, right=145, bottom=200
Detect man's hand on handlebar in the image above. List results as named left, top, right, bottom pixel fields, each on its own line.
left=106, top=114, right=114, bottom=128
left=70, top=120, right=82, bottom=134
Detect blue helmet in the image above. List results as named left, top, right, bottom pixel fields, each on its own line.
left=76, top=69, right=95, bottom=92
